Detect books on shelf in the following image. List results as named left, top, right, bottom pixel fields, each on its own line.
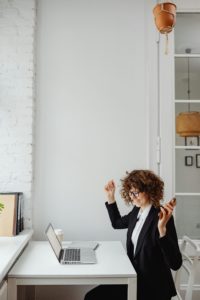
left=0, top=193, right=24, bottom=237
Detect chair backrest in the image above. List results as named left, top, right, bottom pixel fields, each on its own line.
left=174, top=235, right=200, bottom=300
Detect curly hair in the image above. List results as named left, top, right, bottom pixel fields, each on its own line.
left=120, top=170, right=164, bottom=208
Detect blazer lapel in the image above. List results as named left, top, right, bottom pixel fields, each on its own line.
left=134, top=206, right=156, bottom=257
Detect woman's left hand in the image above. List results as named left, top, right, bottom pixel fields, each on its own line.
left=158, top=198, right=176, bottom=237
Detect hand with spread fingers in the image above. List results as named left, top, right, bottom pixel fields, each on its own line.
left=158, top=198, right=176, bottom=237
left=104, top=180, right=116, bottom=204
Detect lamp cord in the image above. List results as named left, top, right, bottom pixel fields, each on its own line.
left=187, top=56, right=191, bottom=111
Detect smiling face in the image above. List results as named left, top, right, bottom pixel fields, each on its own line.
left=120, top=170, right=164, bottom=208
left=129, top=187, right=151, bottom=210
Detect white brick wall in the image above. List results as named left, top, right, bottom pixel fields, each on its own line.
left=0, top=0, right=36, bottom=229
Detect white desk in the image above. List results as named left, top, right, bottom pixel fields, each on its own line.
left=0, top=230, right=33, bottom=283
left=8, top=241, right=137, bottom=300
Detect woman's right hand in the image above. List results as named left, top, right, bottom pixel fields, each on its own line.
left=104, top=180, right=116, bottom=204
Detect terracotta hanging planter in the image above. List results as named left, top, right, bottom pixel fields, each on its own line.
left=153, top=2, right=177, bottom=54
left=176, top=112, right=200, bottom=137
left=153, top=2, right=177, bottom=34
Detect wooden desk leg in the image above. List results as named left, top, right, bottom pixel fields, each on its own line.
left=8, top=278, right=17, bottom=300
left=128, top=277, right=137, bottom=300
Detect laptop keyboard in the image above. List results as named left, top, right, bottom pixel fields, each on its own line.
left=64, top=248, right=80, bottom=262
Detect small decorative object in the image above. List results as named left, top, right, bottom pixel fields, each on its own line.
left=185, top=136, right=200, bottom=150
left=185, top=156, right=193, bottom=166
left=153, top=2, right=177, bottom=54
left=196, top=154, right=200, bottom=168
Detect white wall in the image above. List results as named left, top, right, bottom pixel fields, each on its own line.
left=175, top=0, right=200, bottom=11
left=0, top=0, right=36, bottom=229
left=33, top=0, right=148, bottom=245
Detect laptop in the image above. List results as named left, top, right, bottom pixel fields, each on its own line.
left=45, top=223, right=97, bottom=264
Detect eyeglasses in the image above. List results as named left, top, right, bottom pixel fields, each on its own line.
left=129, top=191, right=140, bottom=198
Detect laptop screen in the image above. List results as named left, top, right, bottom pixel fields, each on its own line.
left=45, top=223, right=62, bottom=260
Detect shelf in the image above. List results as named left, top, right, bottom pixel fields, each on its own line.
left=175, top=193, right=200, bottom=196
left=176, top=9, right=200, bottom=13
left=175, top=146, right=200, bottom=149
left=175, top=100, right=200, bottom=103
left=174, top=54, right=200, bottom=58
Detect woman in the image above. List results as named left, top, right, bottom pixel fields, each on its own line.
left=84, top=170, right=182, bottom=300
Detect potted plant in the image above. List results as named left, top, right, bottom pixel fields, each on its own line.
left=0, top=203, right=4, bottom=213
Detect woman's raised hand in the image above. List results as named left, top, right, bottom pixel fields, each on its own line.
left=104, top=180, right=116, bottom=204
left=158, top=198, right=176, bottom=237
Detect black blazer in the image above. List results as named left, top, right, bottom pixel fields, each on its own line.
left=105, top=202, right=182, bottom=300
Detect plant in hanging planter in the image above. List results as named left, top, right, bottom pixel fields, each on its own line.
left=153, top=2, right=177, bottom=54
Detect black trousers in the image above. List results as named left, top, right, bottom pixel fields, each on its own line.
left=84, top=284, right=172, bottom=300
left=84, top=285, right=127, bottom=300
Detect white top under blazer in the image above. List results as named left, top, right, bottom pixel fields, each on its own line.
left=131, top=204, right=152, bottom=255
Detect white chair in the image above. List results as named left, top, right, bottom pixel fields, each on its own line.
left=174, top=235, right=200, bottom=300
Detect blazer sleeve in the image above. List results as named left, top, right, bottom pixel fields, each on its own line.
left=158, top=215, right=182, bottom=271
left=105, top=202, right=133, bottom=229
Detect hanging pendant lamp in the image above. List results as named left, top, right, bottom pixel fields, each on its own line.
left=153, top=2, right=177, bottom=54
left=176, top=111, right=200, bottom=137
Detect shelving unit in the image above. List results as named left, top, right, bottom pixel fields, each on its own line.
left=174, top=12, right=200, bottom=239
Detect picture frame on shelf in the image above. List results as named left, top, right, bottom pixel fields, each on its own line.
left=196, top=154, right=200, bottom=168
left=185, top=136, right=200, bottom=150
left=185, top=156, right=193, bottom=166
